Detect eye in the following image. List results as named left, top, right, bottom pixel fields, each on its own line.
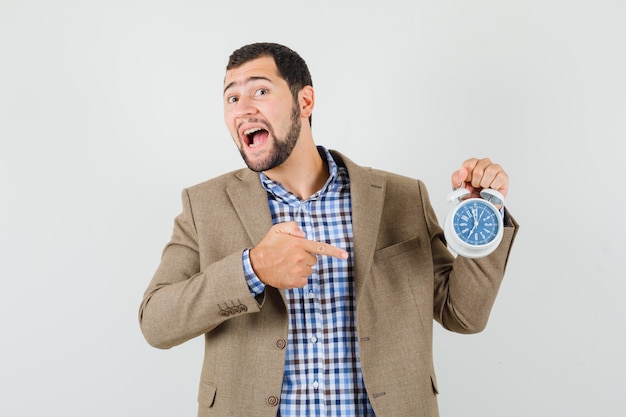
left=226, top=95, right=238, bottom=104
left=254, top=88, right=269, bottom=97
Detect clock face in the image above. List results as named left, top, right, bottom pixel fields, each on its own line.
left=452, top=200, right=500, bottom=246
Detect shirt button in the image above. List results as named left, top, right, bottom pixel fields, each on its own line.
left=312, top=381, right=319, bottom=389
left=310, top=336, right=318, bottom=343
left=307, top=291, right=315, bottom=299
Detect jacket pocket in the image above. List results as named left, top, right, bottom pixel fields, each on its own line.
left=198, top=381, right=217, bottom=408
left=374, top=236, right=421, bottom=261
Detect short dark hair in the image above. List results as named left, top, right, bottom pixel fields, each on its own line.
left=227, top=43, right=313, bottom=125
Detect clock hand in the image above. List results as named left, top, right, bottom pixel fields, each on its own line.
left=477, top=209, right=484, bottom=224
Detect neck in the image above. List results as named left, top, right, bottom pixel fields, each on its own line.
left=264, top=137, right=328, bottom=200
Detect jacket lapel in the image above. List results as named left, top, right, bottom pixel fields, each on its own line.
left=226, top=168, right=286, bottom=304
left=226, top=169, right=273, bottom=246
left=331, top=151, right=386, bottom=298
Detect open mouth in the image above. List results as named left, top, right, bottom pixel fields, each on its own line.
left=243, top=127, right=269, bottom=148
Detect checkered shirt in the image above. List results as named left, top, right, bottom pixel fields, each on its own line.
left=243, top=147, right=375, bottom=416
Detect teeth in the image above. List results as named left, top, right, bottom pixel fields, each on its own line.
left=244, top=127, right=262, bottom=135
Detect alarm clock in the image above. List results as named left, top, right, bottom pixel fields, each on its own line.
left=443, top=188, right=504, bottom=258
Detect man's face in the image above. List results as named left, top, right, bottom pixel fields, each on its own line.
left=223, top=56, right=301, bottom=172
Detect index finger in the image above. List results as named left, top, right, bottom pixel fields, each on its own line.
left=303, top=240, right=349, bottom=260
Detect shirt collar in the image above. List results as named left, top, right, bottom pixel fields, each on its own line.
left=260, top=146, right=339, bottom=203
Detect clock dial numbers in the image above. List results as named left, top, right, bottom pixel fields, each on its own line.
left=444, top=188, right=505, bottom=258
left=453, top=201, right=499, bottom=245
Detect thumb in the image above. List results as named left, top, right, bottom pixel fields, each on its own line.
left=451, top=167, right=468, bottom=189
left=277, top=221, right=306, bottom=238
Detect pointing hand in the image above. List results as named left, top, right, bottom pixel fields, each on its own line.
left=249, top=221, right=349, bottom=289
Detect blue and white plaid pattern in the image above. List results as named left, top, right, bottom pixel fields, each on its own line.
left=243, top=147, right=374, bottom=416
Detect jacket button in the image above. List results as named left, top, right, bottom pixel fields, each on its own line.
left=275, top=338, right=286, bottom=349
left=266, top=395, right=279, bottom=407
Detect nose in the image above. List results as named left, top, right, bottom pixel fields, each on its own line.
left=234, top=95, right=257, bottom=118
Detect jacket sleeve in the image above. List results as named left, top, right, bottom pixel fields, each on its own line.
left=138, top=188, right=262, bottom=349
left=425, top=184, right=519, bottom=334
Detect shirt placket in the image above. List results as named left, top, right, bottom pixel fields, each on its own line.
left=295, top=198, right=326, bottom=416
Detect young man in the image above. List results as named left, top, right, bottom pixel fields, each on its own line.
left=139, top=42, right=518, bottom=417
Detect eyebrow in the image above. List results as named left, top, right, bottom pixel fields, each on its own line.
left=223, top=76, right=273, bottom=95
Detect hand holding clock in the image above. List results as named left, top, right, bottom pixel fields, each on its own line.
left=451, top=157, right=509, bottom=206
left=444, top=157, right=509, bottom=258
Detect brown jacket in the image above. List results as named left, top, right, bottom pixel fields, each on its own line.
left=139, top=150, right=518, bottom=417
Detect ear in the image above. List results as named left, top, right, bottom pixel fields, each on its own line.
left=298, top=85, right=315, bottom=119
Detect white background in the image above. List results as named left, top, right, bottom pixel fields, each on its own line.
left=1, top=1, right=624, bottom=416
